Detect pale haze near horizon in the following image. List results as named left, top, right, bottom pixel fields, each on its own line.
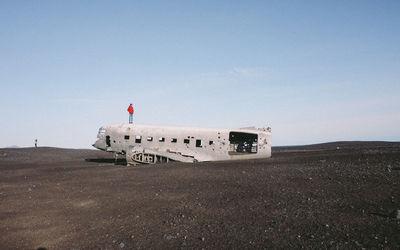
left=0, top=1, right=399, bottom=149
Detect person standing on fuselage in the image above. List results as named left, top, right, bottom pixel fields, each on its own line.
left=127, top=104, right=134, bottom=124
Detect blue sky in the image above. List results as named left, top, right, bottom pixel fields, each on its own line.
left=0, top=0, right=399, bottom=148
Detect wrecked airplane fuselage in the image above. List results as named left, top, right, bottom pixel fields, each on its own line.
left=93, top=124, right=271, bottom=165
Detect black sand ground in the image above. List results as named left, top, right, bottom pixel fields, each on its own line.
left=0, top=142, right=399, bottom=249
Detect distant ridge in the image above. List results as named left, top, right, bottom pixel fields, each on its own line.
left=0, top=147, right=109, bottom=162
left=273, top=141, right=400, bottom=152
left=2, top=141, right=399, bottom=156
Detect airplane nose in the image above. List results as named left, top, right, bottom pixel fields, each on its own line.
left=93, top=139, right=106, bottom=150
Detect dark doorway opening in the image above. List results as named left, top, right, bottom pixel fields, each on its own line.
left=106, top=136, right=111, bottom=147
left=229, top=132, right=258, bottom=154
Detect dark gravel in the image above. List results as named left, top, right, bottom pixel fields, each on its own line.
left=0, top=142, right=399, bottom=249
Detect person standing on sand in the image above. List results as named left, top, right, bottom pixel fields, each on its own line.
left=127, top=104, right=134, bottom=124
left=34, top=139, right=38, bottom=148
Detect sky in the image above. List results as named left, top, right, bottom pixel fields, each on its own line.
left=0, top=0, right=399, bottom=148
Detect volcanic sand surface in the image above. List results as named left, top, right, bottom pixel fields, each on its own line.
left=0, top=142, right=399, bottom=249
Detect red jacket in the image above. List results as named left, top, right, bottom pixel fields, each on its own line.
left=127, top=105, right=134, bottom=114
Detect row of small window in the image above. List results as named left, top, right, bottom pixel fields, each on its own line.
left=124, top=135, right=214, bottom=147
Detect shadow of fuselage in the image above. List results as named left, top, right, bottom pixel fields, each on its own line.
left=85, top=158, right=127, bottom=165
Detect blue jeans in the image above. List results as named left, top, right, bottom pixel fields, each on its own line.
left=129, top=114, right=133, bottom=124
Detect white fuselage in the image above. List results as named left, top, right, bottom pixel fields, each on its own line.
left=93, top=124, right=271, bottom=163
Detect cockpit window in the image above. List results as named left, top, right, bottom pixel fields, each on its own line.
left=98, top=128, right=106, bottom=135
